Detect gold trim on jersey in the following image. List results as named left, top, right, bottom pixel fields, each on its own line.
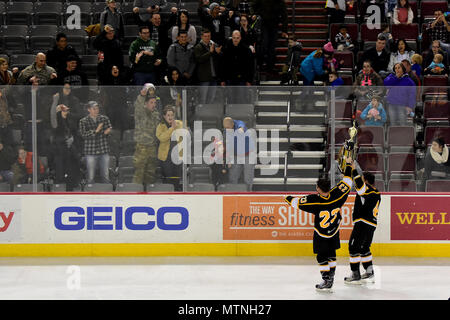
left=299, top=189, right=350, bottom=206
left=314, top=226, right=341, bottom=238
left=363, top=190, right=380, bottom=195
left=353, top=218, right=377, bottom=227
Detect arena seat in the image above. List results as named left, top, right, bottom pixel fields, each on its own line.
left=391, top=23, right=419, bottom=41
left=122, top=24, right=139, bottom=52
left=225, top=104, right=255, bottom=128
left=425, top=179, right=450, bottom=192
left=217, top=184, right=248, bottom=192
left=388, top=180, right=417, bottom=192
left=59, top=27, right=88, bottom=55
left=83, top=183, right=114, bottom=192
left=423, top=100, right=450, bottom=126
left=387, top=126, right=416, bottom=152
left=357, top=152, right=385, bottom=179
left=424, top=126, right=450, bottom=146
left=29, top=25, right=59, bottom=54
left=422, top=75, right=448, bottom=98
left=357, top=126, right=384, bottom=152
left=33, top=2, right=63, bottom=26
left=0, top=183, right=11, bottom=192
left=387, top=153, right=416, bottom=180
left=328, top=99, right=352, bottom=124
left=146, top=184, right=175, bottom=192
left=64, top=2, right=93, bottom=26
left=329, top=23, right=358, bottom=47
left=6, top=2, right=33, bottom=25
left=1, top=25, right=29, bottom=55
left=334, top=51, right=354, bottom=70
left=186, top=183, right=215, bottom=192
left=188, top=165, right=212, bottom=184
left=420, top=1, right=448, bottom=23
left=115, top=183, right=144, bottom=192
left=9, top=54, right=35, bottom=71
left=361, top=24, right=388, bottom=42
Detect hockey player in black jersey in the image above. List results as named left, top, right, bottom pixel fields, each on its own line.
left=285, top=157, right=354, bottom=292
left=344, top=166, right=381, bottom=284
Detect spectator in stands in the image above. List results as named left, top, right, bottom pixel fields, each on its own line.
left=101, top=66, right=130, bottom=131
left=360, top=95, right=387, bottom=126
left=327, top=71, right=347, bottom=99
left=51, top=83, right=83, bottom=126
left=387, top=39, right=415, bottom=73
left=0, top=58, right=18, bottom=86
left=335, top=24, right=355, bottom=52
left=424, top=53, right=448, bottom=76
left=393, top=0, right=413, bottom=25
left=100, top=0, right=124, bottom=40
left=133, top=0, right=167, bottom=24
left=0, top=89, right=13, bottom=146
left=129, top=26, right=163, bottom=85
left=55, top=56, right=89, bottom=103
left=383, top=62, right=416, bottom=125
left=280, top=35, right=302, bottom=85
left=353, top=60, right=384, bottom=100
left=198, top=0, right=211, bottom=26
left=410, top=53, right=422, bottom=77
left=194, top=29, right=221, bottom=104
left=300, top=44, right=327, bottom=86
left=0, top=141, right=15, bottom=184
left=251, top=0, right=288, bottom=71
left=199, top=2, right=230, bottom=46
left=424, top=137, right=450, bottom=179
left=322, top=43, right=343, bottom=77
left=141, top=10, right=177, bottom=58
left=358, top=35, right=390, bottom=77
left=156, top=105, right=183, bottom=191
left=17, top=53, right=57, bottom=86
left=223, top=116, right=255, bottom=191
left=325, top=0, right=346, bottom=24
left=426, top=10, right=450, bottom=44
left=238, top=14, right=257, bottom=53
left=50, top=92, right=81, bottom=190
left=162, top=67, right=184, bottom=115
left=401, top=59, right=420, bottom=87
left=11, top=146, right=44, bottom=185
left=377, top=25, right=394, bottom=53
left=133, top=87, right=161, bottom=185
left=220, top=30, right=254, bottom=103
left=93, top=25, right=124, bottom=85
left=79, top=101, right=112, bottom=184
left=167, top=30, right=196, bottom=84
left=171, top=9, right=197, bottom=48
left=423, top=40, right=449, bottom=72
left=46, top=33, right=81, bottom=74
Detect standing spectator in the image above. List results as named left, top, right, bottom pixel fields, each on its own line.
left=194, top=29, right=221, bottom=104
left=55, top=56, right=89, bottom=103
left=50, top=96, right=81, bottom=190
left=171, top=9, right=197, bottom=48
left=358, top=35, right=390, bottom=77
left=162, top=67, right=184, bottom=117
left=199, top=2, right=230, bottom=46
left=326, top=0, right=346, bottom=24
left=238, top=14, right=257, bottom=52
left=223, top=116, right=255, bottom=191
left=0, top=89, right=13, bottom=146
left=129, top=26, right=163, bottom=85
left=251, top=0, right=288, bottom=71
left=383, top=62, right=416, bottom=125
left=353, top=60, right=385, bottom=100
left=133, top=0, right=168, bottom=25
left=0, top=141, right=15, bottom=184
left=423, top=40, right=449, bottom=71
left=280, top=35, right=302, bottom=85
left=100, top=0, right=124, bottom=40
left=141, top=10, right=177, bottom=58
left=424, top=53, right=447, bottom=75
left=424, top=137, right=450, bottom=179
left=335, top=24, right=355, bottom=52
left=220, top=30, right=254, bottom=103
left=410, top=53, right=423, bottom=77
left=93, top=25, right=124, bottom=85
left=167, top=31, right=196, bottom=84
left=360, top=96, right=387, bottom=126
left=133, top=88, right=161, bottom=185
left=156, top=105, right=183, bottom=191
left=79, top=101, right=112, bottom=184
left=51, top=83, right=83, bottom=126
left=0, top=58, right=18, bottom=86
left=393, top=0, right=413, bottom=25
left=46, top=33, right=81, bottom=74
left=387, top=39, right=415, bottom=73
left=426, top=10, right=450, bottom=44
left=198, top=0, right=211, bottom=26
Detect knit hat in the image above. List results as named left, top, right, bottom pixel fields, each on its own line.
left=209, top=2, right=219, bottom=10
left=323, top=42, right=334, bottom=54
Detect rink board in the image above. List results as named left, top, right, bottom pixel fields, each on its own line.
left=0, top=193, right=449, bottom=257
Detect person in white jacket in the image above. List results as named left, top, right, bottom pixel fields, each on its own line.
left=387, top=39, right=414, bottom=72
left=393, top=0, right=414, bottom=25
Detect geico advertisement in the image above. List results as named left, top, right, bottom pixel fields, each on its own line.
left=15, top=195, right=223, bottom=243
left=0, top=196, right=22, bottom=242
left=223, top=195, right=355, bottom=240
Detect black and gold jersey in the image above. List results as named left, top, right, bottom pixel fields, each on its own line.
left=285, top=164, right=353, bottom=238
left=353, top=172, right=381, bottom=228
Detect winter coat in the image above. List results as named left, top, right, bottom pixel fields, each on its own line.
left=193, top=40, right=220, bottom=82
left=100, top=7, right=124, bottom=39
left=300, top=50, right=324, bottom=83
left=383, top=73, right=416, bottom=108
left=387, top=50, right=415, bottom=72
left=220, top=40, right=254, bottom=83
left=360, top=103, right=387, bottom=126
left=285, top=41, right=302, bottom=67
left=167, top=41, right=196, bottom=77
left=129, top=38, right=161, bottom=73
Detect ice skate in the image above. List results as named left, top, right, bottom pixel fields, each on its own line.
left=344, top=271, right=362, bottom=285
left=315, top=278, right=334, bottom=292
left=361, top=266, right=375, bottom=283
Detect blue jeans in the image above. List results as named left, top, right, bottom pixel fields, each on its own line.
left=199, top=82, right=217, bottom=104
left=133, top=72, right=156, bottom=86
left=0, top=170, right=13, bottom=183
left=387, top=103, right=408, bottom=126
left=85, top=154, right=110, bottom=184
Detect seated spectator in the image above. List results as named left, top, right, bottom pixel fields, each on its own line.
left=133, top=0, right=168, bottom=25
left=167, top=30, right=196, bottom=84
left=424, top=137, right=450, bottom=179
left=383, top=62, right=416, bottom=125
left=141, top=10, right=177, bottom=58
left=0, top=141, right=15, bottom=184
left=93, top=25, right=124, bottom=85
left=129, top=26, right=163, bottom=85
left=162, top=67, right=184, bottom=115
left=426, top=10, right=450, bottom=44
left=423, top=40, right=449, bottom=72
left=358, top=35, right=390, bottom=77
left=410, top=53, right=423, bottom=77
left=171, top=9, right=197, bottom=49
left=377, top=25, right=394, bottom=53
left=335, top=24, right=355, bottom=52
left=353, top=60, right=384, bottom=100
left=322, top=43, right=343, bottom=76
left=100, top=0, right=124, bottom=40
left=326, top=0, right=346, bottom=24
left=424, top=53, right=448, bottom=76
left=327, top=71, right=347, bottom=99
left=156, top=105, right=183, bottom=191
left=360, top=96, right=387, bottom=126
left=0, top=89, right=13, bottom=146
left=0, top=58, right=18, bottom=86
left=46, top=33, right=81, bottom=74
left=401, top=59, right=420, bottom=87
left=280, top=34, right=302, bottom=85
left=17, top=53, right=57, bottom=86
left=55, top=56, right=89, bottom=103
left=79, top=101, right=112, bottom=184
left=393, top=0, right=413, bottom=25
left=11, top=146, right=44, bottom=185
left=387, top=39, right=415, bottom=72
left=199, top=2, right=230, bottom=46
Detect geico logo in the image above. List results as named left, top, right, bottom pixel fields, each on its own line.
left=54, top=206, right=189, bottom=231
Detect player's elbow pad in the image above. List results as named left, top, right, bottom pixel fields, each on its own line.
left=285, top=196, right=299, bottom=208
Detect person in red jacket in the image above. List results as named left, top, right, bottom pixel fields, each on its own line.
left=12, top=147, right=44, bottom=184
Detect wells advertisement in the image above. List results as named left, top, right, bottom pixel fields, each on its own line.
left=391, top=196, right=450, bottom=240
left=223, top=195, right=355, bottom=240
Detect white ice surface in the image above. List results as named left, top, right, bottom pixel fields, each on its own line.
left=0, top=257, right=448, bottom=300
